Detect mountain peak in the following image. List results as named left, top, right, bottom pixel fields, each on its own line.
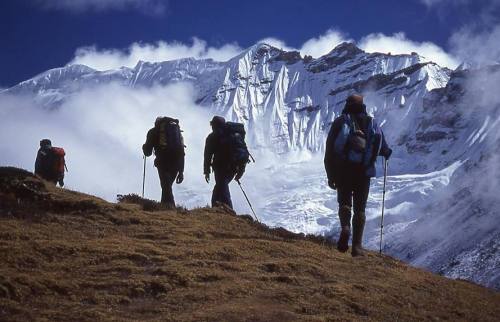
left=240, top=42, right=284, bottom=59
left=326, top=42, right=365, bottom=57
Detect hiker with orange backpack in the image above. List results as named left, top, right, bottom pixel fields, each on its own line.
left=35, top=139, right=66, bottom=187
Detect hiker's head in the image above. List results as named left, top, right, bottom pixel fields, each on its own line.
left=210, top=116, right=225, bottom=130
left=40, top=139, right=52, bottom=149
left=343, top=94, right=366, bottom=114
left=154, top=117, right=163, bottom=127
left=346, top=94, right=363, bottom=107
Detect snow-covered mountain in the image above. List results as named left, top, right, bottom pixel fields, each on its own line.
left=2, top=43, right=499, bottom=289
left=379, top=65, right=500, bottom=289
left=7, top=42, right=450, bottom=157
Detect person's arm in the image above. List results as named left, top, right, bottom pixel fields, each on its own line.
left=142, top=128, right=156, bottom=157
left=324, top=117, right=343, bottom=183
left=178, top=146, right=185, bottom=174
left=204, top=134, right=214, bottom=175
left=34, top=150, right=42, bottom=175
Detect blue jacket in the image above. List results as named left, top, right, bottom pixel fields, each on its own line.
left=324, top=104, right=391, bottom=181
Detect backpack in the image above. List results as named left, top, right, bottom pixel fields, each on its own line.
left=156, top=117, right=184, bottom=153
left=332, top=114, right=381, bottom=167
left=219, top=122, right=250, bottom=170
left=50, top=147, right=66, bottom=180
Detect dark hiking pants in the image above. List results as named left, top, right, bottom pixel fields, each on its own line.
left=212, top=168, right=235, bottom=209
left=157, top=168, right=178, bottom=207
left=337, top=169, right=371, bottom=220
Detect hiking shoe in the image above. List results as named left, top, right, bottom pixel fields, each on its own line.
left=337, top=226, right=350, bottom=253
left=351, top=244, right=365, bottom=257
left=351, top=211, right=366, bottom=257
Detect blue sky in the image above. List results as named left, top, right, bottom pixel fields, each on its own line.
left=1, top=0, right=499, bottom=87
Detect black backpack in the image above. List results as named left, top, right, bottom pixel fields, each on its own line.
left=156, top=117, right=184, bottom=153
left=219, top=122, right=250, bottom=170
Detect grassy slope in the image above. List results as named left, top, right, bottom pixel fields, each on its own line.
left=0, top=167, right=499, bottom=322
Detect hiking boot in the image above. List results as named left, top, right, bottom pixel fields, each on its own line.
left=163, top=202, right=176, bottom=210
left=351, top=211, right=366, bottom=257
left=337, top=206, right=351, bottom=253
left=337, top=226, right=350, bottom=253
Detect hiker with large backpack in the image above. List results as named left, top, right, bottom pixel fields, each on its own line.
left=143, top=117, right=185, bottom=208
left=324, top=94, right=392, bottom=257
left=34, top=139, right=66, bottom=187
left=204, top=116, right=250, bottom=209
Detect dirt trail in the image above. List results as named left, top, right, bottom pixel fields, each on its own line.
left=0, top=167, right=498, bottom=321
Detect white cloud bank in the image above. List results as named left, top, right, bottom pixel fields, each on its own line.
left=450, top=25, right=500, bottom=66
left=34, top=0, right=168, bottom=15
left=262, top=30, right=458, bottom=68
left=0, top=83, right=212, bottom=206
left=259, top=29, right=351, bottom=58
left=70, top=29, right=460, bottom=72
left=358, top=32, right=460, bottom=69
left=0, top=82, right=303, bottom=216
left=70, top=38, right=243, bottom=70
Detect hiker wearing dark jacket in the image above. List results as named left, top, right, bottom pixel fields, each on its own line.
left=204, top=116, right=244, bottom=209
left=35, top=139, right=64, bottom=186
left=143, top=117, right=185, bottom=208
left=324, top=94, right=392, bottom=256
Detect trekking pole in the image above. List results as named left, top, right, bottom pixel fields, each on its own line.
left=248, top=152, right=256, bottom=163
left=236, top=179, right=260, bottom=222
left=379, top=158, right=388, bottom=254
left=142, top=155, right=146, bottom=198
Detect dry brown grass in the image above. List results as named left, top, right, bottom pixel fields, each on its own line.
left=0, top=167, right=499, bottom=321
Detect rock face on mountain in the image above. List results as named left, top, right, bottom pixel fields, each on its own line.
left=1, top=167, right=499, bottom=322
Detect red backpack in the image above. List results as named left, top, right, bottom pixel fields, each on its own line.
left=51, top=147, right=66, bottom=179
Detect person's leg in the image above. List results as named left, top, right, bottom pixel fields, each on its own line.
left=336, top=176, right=353, bottom=253
left=213, top=168, right=234, bottom=209
left=158, top=168, right=177, bottom=208
left=351, top=176, right=371, bottom=256
left=211, top=169, right=221, bottom=207
left=222, top=169, right=234, bottom=209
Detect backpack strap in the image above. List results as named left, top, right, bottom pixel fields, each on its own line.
left=342, top=114, right=353, bottom=159
left=351, top=115, right=360, bottom=132
left=363, top=116, right=381, bottom=167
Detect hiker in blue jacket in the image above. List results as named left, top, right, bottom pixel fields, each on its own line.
left=324, top=94, right=392, bottom=256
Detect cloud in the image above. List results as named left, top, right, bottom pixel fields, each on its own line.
left=260, top=30, right=457, bottom=69
left=0, top=82, right=287, bottom=216
left=299, top=30, right=351, bottom=58
left=34, top=0, right=168, bottom=15
left=257, top=37, right=293, bottom=52
left=450, top=25, right=500, bottom=66
left=419, top=0, right=451, bottom=6
left=0, top=82, right=213, bottom=205
left=358, top=32, right=460, bottom=69
left=259, top=29, right=349, bottom=58
left=70, top=29, right=459, bottom=71
left=70, top=38, right=243, bottom=70
left=419, top=0, right=490, bottom=7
